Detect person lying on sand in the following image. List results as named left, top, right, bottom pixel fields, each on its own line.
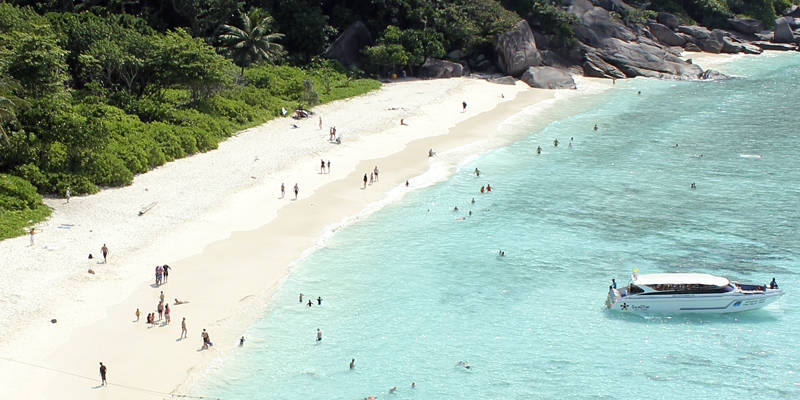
left=174, top=299, right=189, bottom=305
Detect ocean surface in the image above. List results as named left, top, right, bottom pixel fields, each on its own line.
left=193, top=52, right=800, bottom=399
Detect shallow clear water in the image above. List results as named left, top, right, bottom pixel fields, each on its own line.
left=194, top=53, right=800, bottom=399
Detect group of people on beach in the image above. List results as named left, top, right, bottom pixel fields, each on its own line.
left=154, top=264, right=170, bottom=286
left=362, top=166, right=380, bottom=189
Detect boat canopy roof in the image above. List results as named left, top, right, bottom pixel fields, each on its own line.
left=633, top=273, right=730, bottom=287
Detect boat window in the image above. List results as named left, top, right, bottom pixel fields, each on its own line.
left=629, top=284, right=644, bottom=294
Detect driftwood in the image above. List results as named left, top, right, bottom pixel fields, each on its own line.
left=138, top=202, right=157, bottom=216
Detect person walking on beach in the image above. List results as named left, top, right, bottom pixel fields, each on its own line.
left=327, top=160, right=330, bottom=174
left=462, top=101, right=467, bottom=112
left=281, top=183, right=285, bottom=198
left=202, top=329, right=210, bottom=349
left=369, top=173, right=374, bottom=186
left=373, top=166, right=379, bottom=182
left=293, top=183, right=299, bottom=200
left=317, top=328, right=322, bottom=341
left=363, top=174, right=368, bottom=189
left=29, top=228, right=35, bottom=246
left=163, top=264, right=170, bottom=283
left=181, top=318, right=188, bottom=338
left=66, top=186, right=70, bottom=203
left=164, top=304, right=171, bottom=324
left=99, top=362, right=107, bottom=386
left=136, top=308, right=140, bottom=322
left=160, top=291, right=165, bottom=304
left=320, top=159, right=326, bottom=174
left=101, top=244, right=109, bottom=263
left=319, top=117, right=322, bottom=130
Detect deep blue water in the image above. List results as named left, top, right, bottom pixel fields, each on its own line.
left=194, top=52, right=800, bottom=399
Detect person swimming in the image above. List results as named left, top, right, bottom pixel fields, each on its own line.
left=593, top=124, right=598, bottom=131
left=537, top=146, right=542, bottom=154
left=471, top=198, right=475, bottom=204
left=453, top=206, right=459, bottom=211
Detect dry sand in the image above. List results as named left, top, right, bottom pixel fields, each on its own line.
left=0, top=76, right=559, bottom=399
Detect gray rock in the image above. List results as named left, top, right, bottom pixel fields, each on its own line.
left=774, top=17, right=796, bottom=43
left=699, top=69, right=730, bottom=80
left=582, top=51, right=625, bottom=78
left=657, top=12, right=680, bottom=30
left=740, top=43, right=763, bottom=54
left=787, top=17, right=800, bottom=29
left=488, top=76, right=517, bottom=85
left=727, top=17, right=763, bottom=34
left=540, top=50, right=576, bottom=70
left=323, top=21, right=374, bottom=67
left=418, top=58, right=463, bottom=78
left=712, top=30, right=741, bottom=54
left=447, top=50, right=466, bottom=60
left=647, top=22, right=686, bottom=46
left=785, top=5, right=800, bottom=17
left=677, top=25, right=711, bottom=40
left=684, top=42, right=702, bottom=52
left=753, top=41, right=798, bottom=51
left=494, top=20, right=542, bottom=77
left=520, top=66, right=577, bottom=89
left=476, top=59, right=494, bottom=71
left=593, top=0, right=631, bottom=16
left=676, top=32, right=695, bottom=43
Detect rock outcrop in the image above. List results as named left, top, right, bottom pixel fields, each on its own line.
left=323, top=21, right=374, bottom=67
left=566, top=0, right=702, bottom=80
left=647, top=21, right=686, bottom=46
left=520, top=66, right=577, bottom=89
left=418, top=58, right=464, bottom=78
left=773, top=17, right=796, bottom=43
left=494, top=20, right=542, bottom=77
left=657, top=12, right=680, bottom=30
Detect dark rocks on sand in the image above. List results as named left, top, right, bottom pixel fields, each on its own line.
left=494, top=20, right=542, bottom=77
left=323, top=21, right=373, bottom=67
left=520, top=66, right=577, bottom=90
left=753, top=41, right=799, bottom=51
left=699, top=69, right=730, bottom=80
left=727, top=17, right=764, bottom=34
left=418, top=58, right=464, bottom=78
left=488, top=76, right=517, bottom=85
left=539, top=50, right=576, bottom=71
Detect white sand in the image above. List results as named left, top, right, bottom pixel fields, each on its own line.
left=0, top=76, right=557, bottom=399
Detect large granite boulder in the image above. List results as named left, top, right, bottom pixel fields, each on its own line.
left=657, top=12, right=680, bottom=30
left=488, top=76, right=517, bottom=85
left=495, top=20, right=542, bottom=77
left=785, top=5, right=800, bottom=17
left=540, top=50, right=576, bottom=71
left=727, top=17, right=763, bottom=34
left=520, top=66, right=577, bottom=89
left=323, top=21, right=373, bottom=67
left=418, top=58, right=463, bottom=78
left=774, top=17, right=796, bottom=43
left=699, top=69, right=730, bottom=80
left=753, top=41, right=798, bottom=51
left=678, top=25, right=723, bottom=53
left=647, top=21, right=686, bottom=46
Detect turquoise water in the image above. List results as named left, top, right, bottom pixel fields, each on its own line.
left=195, top=53, right=800, bottom=399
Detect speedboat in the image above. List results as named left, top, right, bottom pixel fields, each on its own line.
left=605, top=272, right=784, bottom=313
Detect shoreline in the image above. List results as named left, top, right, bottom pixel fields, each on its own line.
left=0, top=76, right=553, bottom=399
left=0, top=52, right=742, bottom=399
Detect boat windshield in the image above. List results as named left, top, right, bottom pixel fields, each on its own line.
left=643, top=283, right=734, bottom=295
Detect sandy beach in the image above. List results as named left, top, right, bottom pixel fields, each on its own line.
left=0, top=75, right=561, bottom=398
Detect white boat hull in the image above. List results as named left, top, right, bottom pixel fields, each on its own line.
left=607, top=290, right=784, bottom=314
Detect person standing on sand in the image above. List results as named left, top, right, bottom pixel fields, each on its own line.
left=66, top=186, right=70, bottom=203
left=160, top=291, right=165, bottom=304
left=319, top=117, right=322, bottom=130
left=281, top=183, right=285, bottom=198
left=327, top=160, right=330, bottom=174
left=293, top=183, right=299, bottom=200
left=181, top=318, right=187, bottom=338
left=163, top=264, right=170, bottom=283
left=374, top=166, right=379, bottom=182
left=462, top=101, right=467, bottom=112
left=101, top=244, right=109, bottom=263
left=202, top=329, right=210, bottom=349
left=363, top=174, right=368, bottom=189
left=99, top=362, right=107, bottom=386
left=320, top=159, right=326, bottom=174
left=136, top=308, right=140, bottom=322
left=164, top=304, right=171, bottom=324
left=158, top=301, right=164, bottom=320
left=369, top=173, right=374, bottom=186
left=29, top=228, right=34, bottom=246
left=317, top=328, right=322, bottom=341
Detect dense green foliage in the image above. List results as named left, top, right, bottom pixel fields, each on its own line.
left=0, top=173, right=51, bottom=240
left=648, top=0, right=794, bottom=28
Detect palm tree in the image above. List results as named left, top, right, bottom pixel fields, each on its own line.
left=218, top=11, right=285, bottom=76
left=0, top=77, right=30, bottom=146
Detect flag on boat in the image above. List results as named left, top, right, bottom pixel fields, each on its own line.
left=632, top=268, right=639, bottom=280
